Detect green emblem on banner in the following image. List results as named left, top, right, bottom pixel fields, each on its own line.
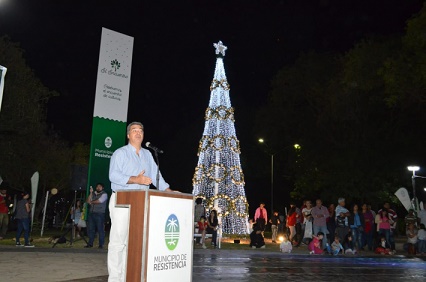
left=111, top=59, right=121, bottom=71
left=165, top=214, right=180, bottom=251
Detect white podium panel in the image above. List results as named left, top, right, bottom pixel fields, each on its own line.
left=146, top=195, right=194, bottom=281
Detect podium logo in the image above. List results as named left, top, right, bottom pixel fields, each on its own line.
left=165, top=214, right=180, bottom=251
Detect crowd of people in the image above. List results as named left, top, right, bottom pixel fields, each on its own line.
left=249, top=199, right=426, bottom=255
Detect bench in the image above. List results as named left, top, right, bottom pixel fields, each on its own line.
left=193, top=227, right=222, bottom=249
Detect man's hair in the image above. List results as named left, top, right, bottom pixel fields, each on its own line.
left=127, top=122, right=144, bottom=134
left=195, top=198, right=203, bottom=205
left=338, top=197, right=345, bottom=204
left=96, top=183, right=105, bottom=189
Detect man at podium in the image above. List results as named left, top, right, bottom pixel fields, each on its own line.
left=108, top=121, right=173, bottom=282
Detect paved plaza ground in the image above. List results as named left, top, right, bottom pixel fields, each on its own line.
left=0, top=239, right=425, bottom=281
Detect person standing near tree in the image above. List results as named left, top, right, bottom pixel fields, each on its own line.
left=378, top=202, right=397, bottom=252
left=335, top=198, right=350, bottom=242
left=0, top=188, right=10, bottom=240
left=194, top=198, right=205, bottom=245
left=85, top=183, right=108, bottom=249
left=108, top=122, right=176, bottom=282
left=327, top=203, right=336, bottom=245
left=311, top=199, right=330, bottom=250
left=15, top=192, right=34, bottom=247
left=254, top=202, right=267, bottom=233
left=269, top=210, right=280, bottom=243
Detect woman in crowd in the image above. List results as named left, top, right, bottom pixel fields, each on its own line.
left=206, top=209, right=219, bottom=248
left=286, top=205, right=298, bottom=244
left=361, top=203, right=374, bottom=251
left=302, top=200, right=313, bottom=245
left=327, top=203, right=336, bottom=245
left=71, top=200, right=83, bottom=238
left=376, top=209, right=391, bottom=249
left=348, top=204, right=364, bottom=250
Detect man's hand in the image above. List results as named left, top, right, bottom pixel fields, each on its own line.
left=134, top=170, right=152, bottom=185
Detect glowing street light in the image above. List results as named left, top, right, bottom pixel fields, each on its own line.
left=407, top=166, right=421, bottom=211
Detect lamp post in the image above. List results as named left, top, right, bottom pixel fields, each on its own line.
left=258, top=139, right=274, bottom=215
left=407, top=166, right=420, bottom=211
left=258, top=139, right=301, bottom=216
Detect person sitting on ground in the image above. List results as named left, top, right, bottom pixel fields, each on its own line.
left=250, top=225, right=266, bottom=249
left=197, top=216, right=208, bottom=249
left=343, top=233, right=357, bottom=255
left=279, top=234, right=292, bottom=253
left=308, top=231, right=324, bottom=254
left=403, top=222, right=418, bottom=255
left=375, top=235, right=392, bottom=255
left=417, top=224, right=426, bottom=255
left=328, top=235, right=344, bottom=255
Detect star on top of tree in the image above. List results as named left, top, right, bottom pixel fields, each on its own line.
left=213, top=41, right=227, bottom=56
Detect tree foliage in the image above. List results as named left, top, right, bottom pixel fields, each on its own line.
left=255, top=5, right=426, bottom=205
left=0, top=36, right=72, bottom=197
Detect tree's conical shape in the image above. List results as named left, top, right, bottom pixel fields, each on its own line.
left=192, top=41, right=248, bottom=235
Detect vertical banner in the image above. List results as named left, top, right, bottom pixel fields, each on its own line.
left=0, top=65, right=7, bottom=112
left=395, top=187, right=411, bottom=212
left=30, top=171, right=39, bottom=230
left=88, top=28, right=134, bottom=197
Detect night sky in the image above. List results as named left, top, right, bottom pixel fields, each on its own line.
left=1, top=0, right=424, bottom=199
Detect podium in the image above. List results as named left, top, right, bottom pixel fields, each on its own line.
left=116, top=190, right=194, bottom=282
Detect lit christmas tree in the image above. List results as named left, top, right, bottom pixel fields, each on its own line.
left=192, top=41, right=249, bottom=235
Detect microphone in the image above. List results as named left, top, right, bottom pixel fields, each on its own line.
left=145, top=142, right=164, bottom=154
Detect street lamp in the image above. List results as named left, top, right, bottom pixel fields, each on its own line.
left=258, top=139, right=301, bottom=216
left=407, top=166, right=420, bottom=211
left=258, top=139, right=274, bottom=215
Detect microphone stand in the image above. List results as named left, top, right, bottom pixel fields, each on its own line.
left=153, top=149, right=160, bottom=189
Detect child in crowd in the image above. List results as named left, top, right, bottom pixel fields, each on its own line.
left=328, top=235, right=344, bottom=255
left=375, top=236, right=393, bottom=255
left=343, top=233, right=357, bottom=255
left=417, top=224, right=426, bottom=255
left=280, top=234, right=292, bottom=253
left=248, top=218, right=254, bottom=234
left=197, top=216, right=208, bottom=249
left=404, top=222, right=418, bottom=255
left=308, top=232, right=324, bottom=254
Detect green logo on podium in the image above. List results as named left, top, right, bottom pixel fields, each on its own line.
left=165, top=214, right=180, bottom=251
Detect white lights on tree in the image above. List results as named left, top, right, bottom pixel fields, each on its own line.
left=192, top=41, right=248, bottom=235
